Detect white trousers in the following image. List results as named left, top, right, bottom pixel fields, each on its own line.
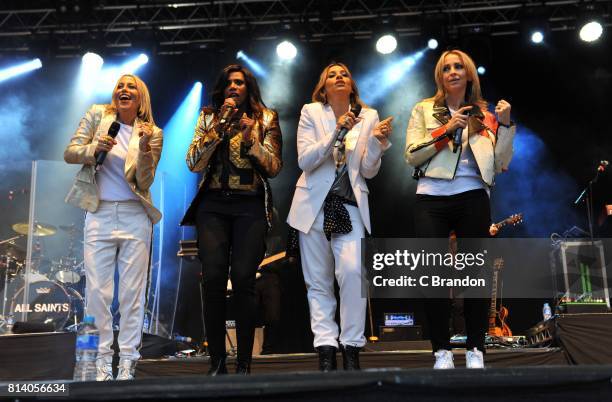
left=84, top=201, right=152, bottom=361
left=299, top=204, right=367, bottom=349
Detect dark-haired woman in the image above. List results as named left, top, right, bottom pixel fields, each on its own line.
left=181, top=64, right=282, bottom=375
left=405, top=49, right=515, bottom=369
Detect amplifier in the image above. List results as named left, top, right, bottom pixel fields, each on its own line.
left=379, top=325, right=422, bottom=342
left=557, top=302, right=609, bottom=314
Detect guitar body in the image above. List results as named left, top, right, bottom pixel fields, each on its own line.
left=488, top=306, right=512, bottom=337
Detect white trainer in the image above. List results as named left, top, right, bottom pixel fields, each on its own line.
left=116, top=359, right=137, bottom=380
left=465, top=348, right=485, bottom=369
left=433, top=349, right=455, bottom=369
left=95, top=359, right=113, bottom=381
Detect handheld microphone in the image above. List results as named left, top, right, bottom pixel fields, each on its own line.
left=95, top=121, right=121, bottom=168
left=219, top=102, right=236, bottom=126
left=334, top=103, right=362, bottom=147
left=452, top=105, right=474, bottom=154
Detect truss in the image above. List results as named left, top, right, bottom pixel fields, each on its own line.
left=0, top=1, right=610, bottom=57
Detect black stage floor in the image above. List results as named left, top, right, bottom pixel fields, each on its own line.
left=1, top=365, right=611, bottom=402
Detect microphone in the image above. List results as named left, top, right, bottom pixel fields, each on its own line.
left=598, top=160, right=609, bottom=172
left=219, top=103, right=236, bottom=127
left=452, top=105, right=471, bottom=154
left=334, top=103, right=362, bottom=147
left=95, top=121, right=121, bottom=168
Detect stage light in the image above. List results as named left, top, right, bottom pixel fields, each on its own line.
left=82, top=52, right=104, bottom=71
left=358, top=49, right=425, bottom=104
left=427, top=38, right=439, bottom=50
left=376, top=34, right=397, bottom=54
left=120, top=53, right=149, bottom=73
left=579, top=21, right=603, bottom=42
left=236, top=50, right=268, bottom=77
left=530, top=31, right=544, bottom=44
left=0, top=58, right=43, bottom=83
left=477, top=66, right=486, bottom=75
left=276, top=41, right=297, bottom=61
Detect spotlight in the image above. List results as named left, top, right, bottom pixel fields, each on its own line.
left=375, top=34, right=397, bottom=54
left=120, top=53, right=149, bottom=74
left=236, top=50, right=267, bottom=77
left=477, top=66, right=486, bottom=75
left=427, top=38, right=439, bottom=50
left=194, top=81, right=202, bottom=90
left=276, top=41, right=297, bottom=61
left=579, top=21, right=603, bottom=42
left=0, top=58, right=43, bottom=83
left=82, top=52, right=104, bottom=71
left=530, top=31, right=544, bottom=44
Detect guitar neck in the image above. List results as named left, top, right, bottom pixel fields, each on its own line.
left=489, top=270, right=499, bottom=319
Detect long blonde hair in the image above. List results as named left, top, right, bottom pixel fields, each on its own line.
left=311, top=62, right=367, bottom=109
left=106, top=74, right=156, bottom=125
left=432, top=50, right=487, bottom=109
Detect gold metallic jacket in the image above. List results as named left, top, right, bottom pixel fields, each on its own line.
left=180, top=107, right=283, bottom=228
left=64, top=104, right=163, bottom=223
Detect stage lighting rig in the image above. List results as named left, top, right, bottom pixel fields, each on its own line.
left=276, top=40, right=297, bottom=61
left=577, top=2, right=605, bottom=43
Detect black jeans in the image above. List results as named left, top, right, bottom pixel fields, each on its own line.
left=414, top=189, right=490, bottom=352
left=196, top=193, right=267, bottom=363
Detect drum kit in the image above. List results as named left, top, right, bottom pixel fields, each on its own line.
left=0, top=222, right=85, bottom=333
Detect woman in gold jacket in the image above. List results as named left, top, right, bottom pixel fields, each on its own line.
left=64, top=74, right=163, bottom=381
left=181, top=64, right=282, bottom=375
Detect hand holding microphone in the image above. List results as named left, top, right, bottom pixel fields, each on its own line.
left=95, top=121, right=120, bottom=168
left=446, top=105, right=472, bottom=153
left=335, top=103, right=363, bottom=147
left=219, top=97, right=237, bottom=127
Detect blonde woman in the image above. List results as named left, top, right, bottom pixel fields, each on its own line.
left=405, top=50, right=515, bottom=369
left=288, top=62, right=392, bottom=371
left=64, top=74, right=163, bottom=381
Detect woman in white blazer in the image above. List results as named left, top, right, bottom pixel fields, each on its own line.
left=287, top=62, right=392, bottom=371
left=405, top=49, right=515, bottom=370
left=64, top=74, right=163, bottom=381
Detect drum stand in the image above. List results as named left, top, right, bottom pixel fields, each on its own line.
left=0, top=268, right=11, bottom=332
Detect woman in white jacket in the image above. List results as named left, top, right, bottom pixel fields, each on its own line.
left=405, top=49, right=515, bottom=370
left=287, top=62, right=392, bottom=371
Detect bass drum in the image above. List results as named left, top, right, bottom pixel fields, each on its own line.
left=10, top=281, right=84, bottom=331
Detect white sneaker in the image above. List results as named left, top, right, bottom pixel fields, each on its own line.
left=95, top=359, right=113, bottom=381
left=465, top=348, right=484, bottom=369
left=116, top=359, right=137, bottom=380
left=433, top=349, right=454, bottom=369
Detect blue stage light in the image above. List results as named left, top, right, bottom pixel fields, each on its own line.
left=236, top=50, right=268, bottom=77
left=0, top=58, right=43, bottom=83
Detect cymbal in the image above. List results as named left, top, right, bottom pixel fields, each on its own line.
left=0, top=242, right=25, bottom=260
left=12, top=222, right=57, bottom=237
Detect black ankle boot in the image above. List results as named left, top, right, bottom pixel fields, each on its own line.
left=207, top=355, right=228, bottom=376
left=341, top=345, right=361, bottom=370
left=235, top=358, right=251, bottom=375
left=316, top=346, right=337, bottom=372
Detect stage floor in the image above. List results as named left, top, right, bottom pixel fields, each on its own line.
left=137, top=347, right=569, bottom=377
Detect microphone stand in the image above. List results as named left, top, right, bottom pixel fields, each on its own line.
left=574, top=165, right=604, bottom=241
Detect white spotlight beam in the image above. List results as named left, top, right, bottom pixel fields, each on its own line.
left=0, top=58, right=43, bottom=83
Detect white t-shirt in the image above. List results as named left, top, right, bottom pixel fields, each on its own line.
left=96, top=122, right=140, bottom=201
left=416, top=106, right=488, bottom=196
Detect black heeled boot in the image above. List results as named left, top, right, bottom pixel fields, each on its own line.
left=207, top=355, right=228, bottom=376
left=341, top=345, right=361, bottom=370
left=316, top=346, right=337, bottom=372
left=235, top=358, right=251, bottom=375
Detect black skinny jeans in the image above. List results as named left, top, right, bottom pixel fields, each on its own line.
left=414, top=188, right=490, bottom=353
left=196, top=192, right=267, bottom=363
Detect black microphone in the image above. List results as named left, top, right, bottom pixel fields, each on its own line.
left=334, top=103, right=362, bottom=147
left=452, top=105, right=472, bottom=153
left=95, top=121, right=120, bottom=168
